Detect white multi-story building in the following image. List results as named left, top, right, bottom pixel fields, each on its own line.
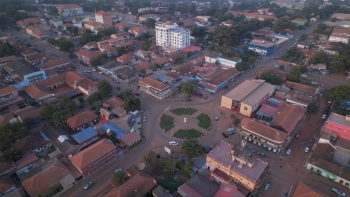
left=156, top=21, right=190, bottom=49
left=57, top=4, right=83, bottom=17
left=329, top=34, right=349, bottom=44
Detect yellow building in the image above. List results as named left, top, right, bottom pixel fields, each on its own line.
left=221, top=79, right=275, bottom=117
left=206, top=141, right=269, bottom=192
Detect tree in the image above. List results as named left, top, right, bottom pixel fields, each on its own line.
left=98, top=80, right=112, bottom=98
left=116, top=46, right=126, bottom=57
left=139, top=69, right=146, bottom=76
left=124, top=96, right=141, bottom=111
left=236, top=62, right=250, bottom=71
left=325, top=85, right=350, bottom=103
left=78, top=97, right=84, bottom=105
left=299, top=34, right=307, bottom=42
left=52, top=112, right=66, bottom=127
left=289, top=66, right=301, bottom=82
left=185, top=160, right=194, bottom=169
left=117, top=89, right=134, bottom=100
left=260, top=72, right=282, bottom=84
left=3, top=147, right=21, bottom=162
left=41, top=105, right=57, bottom=119
left=308, top=52, right=327, bottom=65
left=93, top=100, right=103, bottom=112
left=59, top=96, right=76, bottom=116
left=143, top=151, right=157, bottom=165
left=124, top=27, right=129, bottom=32
left=307, top=103, right=318, bottom=114
left=111, top=171, right=128, bottom=186
left=299, top=66, right=308, bottom=73
left=233, top=118, right=240, bottom=126
left=182, top=139, right=202, bottom=158
left=180, top=80, right=198, bottom=98
left=144, top=18, right=156, bottom=28
left=0, top=42, right=15, bottom=57
left=87, top=92, right=102, bottom=105
left=91, top=58, right=102, bottom=67
left=59, top=40, right=74, bottom=52
left=161, top=156, right=177, bottom=172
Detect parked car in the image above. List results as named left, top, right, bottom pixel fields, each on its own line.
left=84, top=182, right=93, bottom=190
left=304, top=147, right=310, bottom=153
left=116, top=80, right=120, bottom=83
left=322, top=114, right=327, bottom=119
left=286, top=148, right=292, bottom=155
left=264, top=183, right=270, bottom=191
left=324, top=109, right=329, bottom=114
left=92, top=68, right=97, bottom=71
left=222, top=132, right=228, bottom=138
left=257, top=152, right=265, bottom=157
left=331, top=188, right=345, bottom=197
left=295, top=134, right=300, bottom=139
left=114, top=168, right=122, bottom=173
left=248, top=146, right=256, bottom=153
left=143, top=116, right=146, bottom=122
left=116, top=87, right=121, bottom=90
left=169, top=141, right=179, bottom=146
left=134, top=93, right=140, bottom=96
left=214, top=116, right=219, bottom=121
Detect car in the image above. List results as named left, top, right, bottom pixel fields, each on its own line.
left=324, top=109, right=329, bottom=114
left=84, top=182, right=93, bottom=190
left=99, top=72, right=103, bottom=75
left=286, top=148, right=292, bottom=155
left=304, top=147, right=310, bottom=153
left=116, top=87, right=121, bottom=90
left=134, top=93, right=140, bottom=96
left=114, top=168, right=122, bottom=173
left=322, top=114, right=327, bottom=119
left=326, top=106, right=331, bottom=111
left=261, top=65, right=264, bottom=68
left=92, top=68, right=97, bottom=71
left=169, top=141, right=179, bottom=146
left=332, top=188, right=346, bottom=197
left=227, top=128, right=235, bottom=132
left=222, top=132, right=229, bottom=138
left=257, top=151, right=265, bottom=157
left=116, top=81, right=120, bottom=83
left=295, top=134, right=300, bottom=139
left=248, top=146, right=256, bottom=153
left=251, top=73, right=255, bottom=76
left=264, top=183, right=270, bottom=191
left=202, top=146, right=210, bottom=153
left=143, top=116, right=146, bottom=122
left=214, top=116, right=219, bottom=121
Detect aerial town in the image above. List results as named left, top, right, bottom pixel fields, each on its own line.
left=0, top=0, right=350, bottom=196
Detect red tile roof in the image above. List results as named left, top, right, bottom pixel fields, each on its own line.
left=178, top=184, right=203, bottom=197
left=153, top=56, right=169, bottom=65
left=0, top=175, right=15, bottom=195
left=57, top=4, right=82, bottom=10
left=70, top=139, right=116, bottom=169
left=84, top=21, right=103, bottom=27
left=117, top=54, right=135, bottom=63
left=139, top=77, right=170, bottom=91
left=115, top=22, right=128, bottom=28
left=120, top=132, right=141, bottom=146
left=292, top=182, right=324, bottom=197
left=181, top=46, right=201, bottom=52
left=134, top=61, right=153, bottom=72
left=129, top=27, right=147, bottom=33
left=38, top=58, right=68, bottom=70
left=0, top=86, right=16, bottom=96
left=15, top=153, right=38, bottom=169
left=66, top=110, right=99, bottom=129
left=21, top=161, right=70, bottom=196
left=270, top=105, right=305, bottom=133
left=95, top=11, right=112, bottom=16
left=103, top=97, right=124, bottom=109
left=0, top=55, right=16, bottom=64
left=23, top=84, right=50, bottom=99
left=76, top=49, right=104, bottom=58
left=0, top=162, right=15, bottom=175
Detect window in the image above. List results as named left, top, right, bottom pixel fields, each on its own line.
left=345, top=182, right=349, bottom=187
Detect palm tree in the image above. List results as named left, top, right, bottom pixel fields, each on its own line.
left=3, top=147, right=22, bottom=162
left=52, top=112, right=66, bottom=127
left=111, top=172, right=128, bottom=187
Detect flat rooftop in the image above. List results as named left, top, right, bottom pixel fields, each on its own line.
left=328, top=113, right=350, bottom=128
left=224, top=79, right=275, bottom=105
left=207, top=141, right=268, bottom=183
left=249, top=40, right=275, bottom=48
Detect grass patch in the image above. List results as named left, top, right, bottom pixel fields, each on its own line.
left=173, top=129, right=202, bottom=139
left=197, top=113, right=211, bottom=129
left=160, top=114, right=175, bottom=132
left=129, top=140, right=142, bottom=150
left=171, top=108, right=197, bottom=116
left=158, top=174, right=187, bottom=193
left=335, top=108, right=350, bottom=116
left=177, top=161, right=192, bottom=177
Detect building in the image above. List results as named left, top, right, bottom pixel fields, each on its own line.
left=221, top=79, right=275, bottom=117
left=116, top=54, right=136, bottom=65
left=38, top=58, right=70, bottom=78
left=26, top=26, right=48, bottom=40
left=113, top=66, right=138, bottom=84
left=16, top=18, right=41, bottom=28
left=206, top=141, right=269, bottom=192
left=200, top=68, right=240, bottom=94
left=156, top=21, right=191, bottom=49
left=139, top=77, right=173, bottom=100
left=0, top=55, right=16, bottom=66
left=49, top=19, right=63, bottom=28
left=292, top=182, right=326, bottom=197
left=205, top=53, right=242, bottom=68
left=128, top=27, right=147, bottom=37
left=325, top=113, right=350, bottom=141
left=95, top=11, right=113, bottom=28
left=114, top=22, right=128, bottom=32
left=84, top=22, right=104, bottom=33
left=72, top=127, right=99, bottom=148
left=307, top=142, right=350, bottom=189
left=227, top=11, right=277, bottom=21
left=292, top=18, right=307, bottom=26
left=57, top=4, right=83, bottom=17
left=139, top=14, right=159, bottom=22
left=21, top=161, right=75, bottom=197
left=120, top=132, right=141, bottom=150
left=103, top=166, right=156, bottom=197
left=103, top=97, right=124, bottom=110
left=333, top=27, right=350, bottom=36
left=12, top=131, right=50, bottom=156
left=328, top=34, right=349, bottom=44
left=76, top=49, right=104, bottom=65
left=331, top=13, right=350, bottom=21
left=70, top=139, right=117, bottom=178
left=248, top=40, right=277, bottom=56
left=66, top=110, right=99, bottom=132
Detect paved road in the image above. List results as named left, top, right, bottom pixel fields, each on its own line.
left=15, top=16, right=350, bottom=196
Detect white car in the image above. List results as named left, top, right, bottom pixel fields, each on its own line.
left=84, top=182, right=93, bottom=190
left=114, top=168, right=122, bottom=173
left=322, top=114, right=326, bottom=119
left=92, top=68, right=97, bottom=72
left=227, top=128, right=235, bottom=132
left=169, top=141, right=179, bottom=146
left=99, top=72, right=103, bottom=75
left=304, top=147, right=309, bottom=153
left=332, top=188, right=345, bottom=197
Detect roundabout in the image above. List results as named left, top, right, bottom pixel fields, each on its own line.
left=160, top=107, right=213, bottom=140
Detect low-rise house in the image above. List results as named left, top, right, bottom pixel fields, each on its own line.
left=200, top=68, right=240, bottom=94
left=134, top=61, right=153, bottom=75
left=13, top=131, right=50, bottom=156
left=100, top=45, right=117, bottom=57
left=103, top=165, right=156, bottom=197
left=128, top=27, right=147, bottom=37
left=116, top=54, right=136, bottom=65
left=0, top=86, right=21, bottom=109
left=38, top=58, right=70, bottom=78
left=310, top=63, right=327, bottom=71
left=114, top=22, right=129, bottom=32
left=328, top=34, right=349, bottom=44
left=120, top=132, right=141, bottom=150
left=21, top=161, right=75, bottom=197
left=20, top=47, right=37, bottom=58
left=153, top=56, right=170, bottom=67
left=72, top=127, right=99, bottom=148
left=83, top=41, right=98, bottom=50
left=221, top=19, right=235, bottom=27
left=76, top=49, right=104, bottom=65
left=0, top=175, right=17, bottom=197
left=139, top=77, right=173, bottom=99
left=153, top=185, right=172, bottom=197
left=113, top=66, right=139, bottom=85
left=70, top=139, right=117, bottom=178
left=292, top=182, right=326, bottom=197
left=49, top=19, right=63, bottom=28
left=0, top=55, right=16, bottom=66
left=103, top=97, right=124, bottom=110
left=17, top=18, right=41, bottom=28
left=116, top=41, right=135, bottom=52
left=0, top=162, right=15, bottom=177
left=139, top=14, right=159, bottom=22
left=100, top=108, right=116, bottom=121
left=97, top=37, right=127, bottom=48
left=26, top=26, right=48, bottom=40
left=57, top=4, right=83, bottom=17
left=66, top=110, right=99, bottom=132
left=15, top=153, right=39, bottom=175
left=134, top=49, right=149, bottom=59
left=227, top=11, right=277, bottom=21
left=98, top=61, right=122, bottom=75
left=84, top=21, right=104, bottom=33
left=14, top=106, right=43, bottom=124
left=205, top=52, right=242, bottom=68
left=25, top=52, right=55, bottom=64
left=333, top=27, right=350, bottom=37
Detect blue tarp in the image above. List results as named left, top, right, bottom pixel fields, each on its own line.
left=101, top=122, right=127, bottom=139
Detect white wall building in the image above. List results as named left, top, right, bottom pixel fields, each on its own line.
left=57, top=4, right=83, bottom=17
left=156, top=21, right=190, bottom=49
left=205, top=54, right=242, bottom=68
left=328, top=34, right=349, bottom=44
